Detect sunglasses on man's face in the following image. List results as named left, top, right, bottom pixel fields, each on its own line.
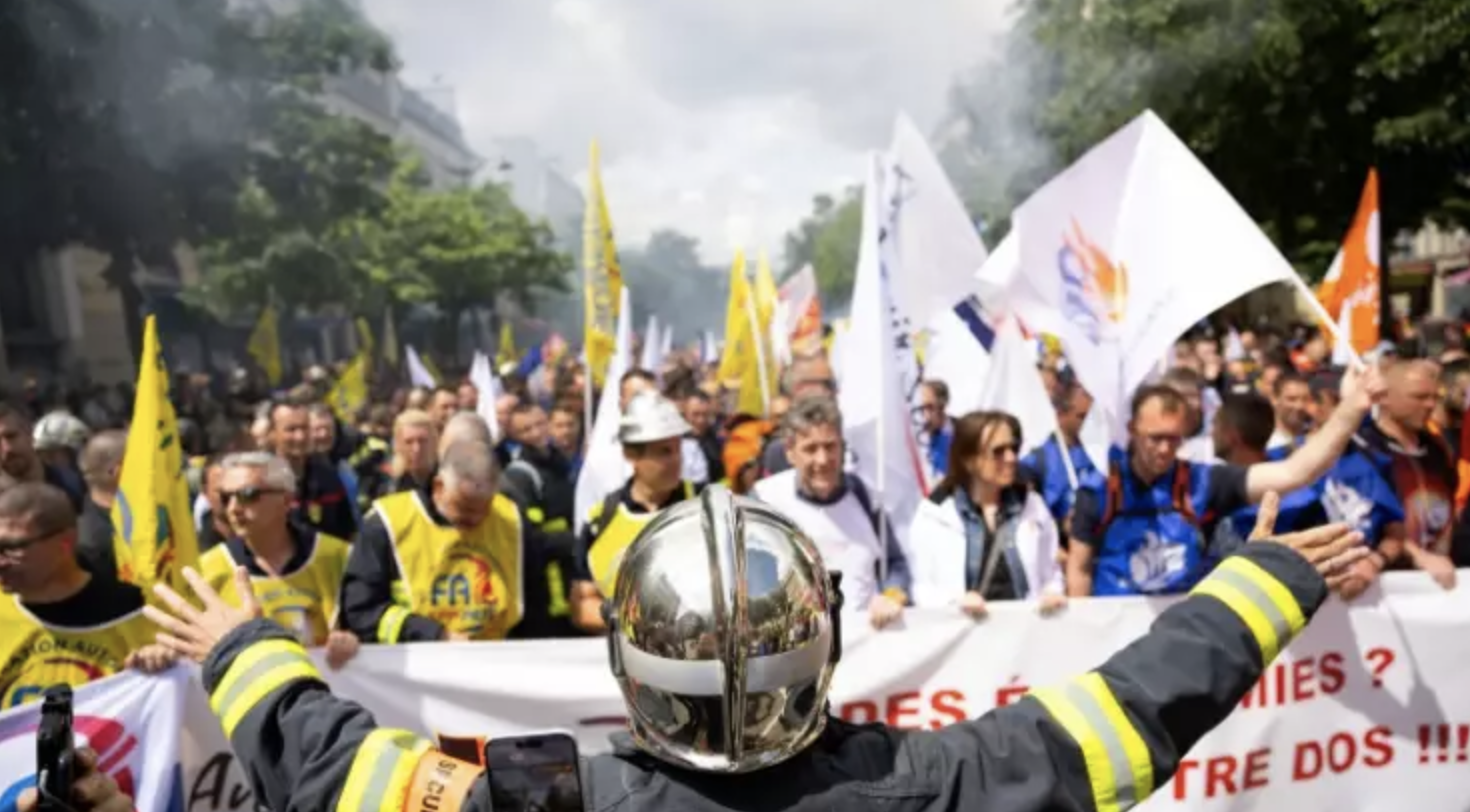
left=222, top=487, right=284, bottom=505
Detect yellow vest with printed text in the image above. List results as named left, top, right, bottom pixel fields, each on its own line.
left=0, top=598, right=156, bottom=709
left=374, top=490, right=523, bottom=640
left=198, top=532, right=350, bottom=647
left=586, top=481, right=695, bottom=599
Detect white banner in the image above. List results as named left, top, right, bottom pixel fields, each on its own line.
left=0, top=667, right=185, bottom=812
left=7, top=574, right=1468, bottom=812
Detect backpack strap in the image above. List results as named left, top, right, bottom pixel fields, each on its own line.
left=1100, top=459, right=1124, bottom=531
left=1172, top=460, right=1199, bottom=526
left=506, top=459, right=544, bottom=501
left=587, top=491, right=623, bottom=538
left=845, top=476, right=886, bottom=543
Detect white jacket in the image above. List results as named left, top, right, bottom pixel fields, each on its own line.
left=907, top=489, right=1063, bottom=607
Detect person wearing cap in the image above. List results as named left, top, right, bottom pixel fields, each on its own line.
left=568, top=391, right=698, bottom=633
left=144, top=485, right=1368, bottom=812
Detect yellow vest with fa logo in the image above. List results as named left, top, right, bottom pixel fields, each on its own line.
left=375, top=490, right=523, bottom=641
left=586, top=481, right=695, bottom=599
left=0, top=598, right=155, bottom=709
left=198, top=532, right=351, bottom=647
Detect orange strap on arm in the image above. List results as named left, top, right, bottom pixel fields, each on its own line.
left=406, top=751, right=483, bottom=812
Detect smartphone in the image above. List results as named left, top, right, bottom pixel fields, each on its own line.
left=484, top=731, right=584, bottom=812
left=35, top=685, right=75, bottom=812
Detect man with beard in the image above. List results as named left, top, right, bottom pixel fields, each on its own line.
left=0, top=404, right=84, bottom=513
left=500, top=402, right=580, bottom=638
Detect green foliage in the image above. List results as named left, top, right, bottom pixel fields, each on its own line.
left=782, top=188, right=862, bottom=306
left=0, top=0, right=395, bottom=354
left=938, top=0, right=1470, bottom=280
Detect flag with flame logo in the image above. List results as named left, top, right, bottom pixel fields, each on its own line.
left=1005, top=110, right=1296, bottom=448
left=583, top=140, right=623, bottom=387
left=112, top=316, right=200, bottom=597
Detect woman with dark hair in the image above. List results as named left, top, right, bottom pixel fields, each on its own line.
left=907, top=410, right=1066, bottom=617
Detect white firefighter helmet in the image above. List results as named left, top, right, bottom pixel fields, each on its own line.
left=33, top=411, right=91, bottom=452
left=618, top=392, right=691, bottom=445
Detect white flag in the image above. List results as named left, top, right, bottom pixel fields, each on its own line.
left=639, top=314, right=663, bottom=374
left=1002, top=110, right=1296, bottom=443
left=976, top=318, right=1059, bottom=458
left=922, top=306, right=991, bottom=418
left=575, top=286, right=634, bottom=531
left=469, top=351, right=502, bottom=443
left=839, top=153, right=928, bottom=545
left=405, top=345, right=437, bottom=388
left=887, top=112, right=989, bottom=326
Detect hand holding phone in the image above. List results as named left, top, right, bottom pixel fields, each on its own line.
left=484, top=732, right=584, bottom=812
left=35, top=685, right=75, bottom=812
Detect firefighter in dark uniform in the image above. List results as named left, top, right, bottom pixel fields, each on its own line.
left=143, top=488, right=1366, bottom=812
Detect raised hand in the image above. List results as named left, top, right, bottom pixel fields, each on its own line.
left=143, top=566, right=262, bottom=663
left=1260, top=522, right=1369, bottom=591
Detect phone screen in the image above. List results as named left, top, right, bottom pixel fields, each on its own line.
left=485, top=733, right=584, bottom=812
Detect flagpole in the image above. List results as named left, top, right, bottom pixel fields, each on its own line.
left=743, top=284, right=772, bottom=414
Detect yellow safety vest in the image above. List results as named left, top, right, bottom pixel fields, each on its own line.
left=199, top=532, right=351, bottom=647
left=375, top=490, right=523, bottom=641
left=586, top=481, right=695, bottom=599
left=0, top=597, right=156, bottom=709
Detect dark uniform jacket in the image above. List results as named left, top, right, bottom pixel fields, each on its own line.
left=292, top=453, right=358, bottom=540
left=202, top=542, right=1326, bottom=812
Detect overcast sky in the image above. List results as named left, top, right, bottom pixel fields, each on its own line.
left=360, top=0, right=1010, bottom=265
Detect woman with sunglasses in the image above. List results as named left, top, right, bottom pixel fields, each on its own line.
left=907, top=410, right=1066, bottom=618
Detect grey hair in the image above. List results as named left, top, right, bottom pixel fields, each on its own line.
left=437, top=412, right=493, bottom=458
left=437, top=440, right=498, bottom=497
left=219, top=451, right=298, bottom=493
left=783, top=395, right=843, bottom=440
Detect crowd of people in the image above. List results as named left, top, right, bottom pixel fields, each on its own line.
left=2, top=316, right=1469, bottom=706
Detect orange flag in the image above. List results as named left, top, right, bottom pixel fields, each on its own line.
left=1316, top=170, right=1380, bottom=355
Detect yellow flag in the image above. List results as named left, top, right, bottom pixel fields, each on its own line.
left=734, top=252, right=779, bottom=416
left=497, top=322, right=518, bottom=369
left=355, top=317, right=375, bottom=361
left=247, top=305, right=283, bottom=386
left=717, top=251, right=751, bottom=383
left=327, top=353, right=369, bottom=422
left=583, top=140, right=623, bottom=387
left=421, top=353, right=444, bottom=385
left=112, top=316, right=200, bottom=596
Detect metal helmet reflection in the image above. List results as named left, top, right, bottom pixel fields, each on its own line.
left=604, top=484, right=842, bottom=774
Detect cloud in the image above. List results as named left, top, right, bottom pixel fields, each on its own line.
left=360, top=0, right=1009, bottom=266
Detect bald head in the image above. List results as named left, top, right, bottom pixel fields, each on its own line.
left=437, top=412, right=493, bottom=458
left=1382, top=358, right=1440, bottom=431
left=80, top=430, right=128, bottom=490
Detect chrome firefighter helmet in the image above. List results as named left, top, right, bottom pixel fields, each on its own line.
left=33, top=411, right=90, bottom=452
left=603, top=484, right=844, bottom=773
left=618, top=392, right=691, bottom=445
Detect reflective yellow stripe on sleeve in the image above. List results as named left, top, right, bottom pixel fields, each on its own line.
left=209, top=639, right=323, bottom=739
left=526, top=507, right=546, bottom=525
left=1030, top=672, right=1154, bottom=812
left=335, top=728, right=432, bottom=812
left=1191, top=555, right=1306, bottom=663
left=378, top=606, right=411, bottom=644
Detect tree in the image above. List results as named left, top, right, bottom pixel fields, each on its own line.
left=189, top=110, right=399, bottom=319
left=620, top=230, right=727, bottom=343
left=938, top=0, right=1470, bottom=278
left=0, top=0, right=393, bottom=358
left=336, top=162, right=570, bottom=360
left=782, top=189, right=862, bottom=307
